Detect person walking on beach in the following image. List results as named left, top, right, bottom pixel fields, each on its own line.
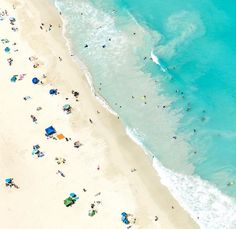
left=30, top=115, right=37, bottom=123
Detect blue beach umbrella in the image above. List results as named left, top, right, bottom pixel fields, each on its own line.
left=69, top=193, right=76, bottom=198
left=4, top=47, right=10, bottom=52
left=121, top=212, right=127, bottom=217
left=10, top=75, right=17, bottom=82
left=32, top=77, right=39, bottom=84
left=122, top=218, right=129, bottom=224
left=49, top=89, right=57, bottom=95
left=5, top=178, right=12, bottom=184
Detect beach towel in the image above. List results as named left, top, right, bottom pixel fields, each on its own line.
left=57, top=134, right=65, bottom=140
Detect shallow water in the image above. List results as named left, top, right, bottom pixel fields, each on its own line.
left=54, top=0, right=236, bottom=227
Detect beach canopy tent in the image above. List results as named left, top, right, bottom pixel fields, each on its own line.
left=45, top=126, right=56, bottom=136
left=32, top=77, right=39, bottom=84
left=11, top=75, right=17, bottom=82
left=49, top=89, right=57, bottom=95
left=64, top=197, right=75, bottom=207
left=4, top=47, right=10, bottom=52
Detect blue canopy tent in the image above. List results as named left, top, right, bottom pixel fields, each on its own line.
left=32, top=77, right=39, bottom=84
left=49, top=89, right=57, bottom=95
left=4, top=47, right=10, bottom=52
left=45, top=126, right=56, bottom=136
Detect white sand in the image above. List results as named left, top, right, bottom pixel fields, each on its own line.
left=0, top=0, right=198, bottom=228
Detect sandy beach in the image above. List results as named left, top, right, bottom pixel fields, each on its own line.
left=0, top=0, right=198, bottom=228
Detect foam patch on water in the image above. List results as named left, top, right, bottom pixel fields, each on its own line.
left=156, top=10, right=205, bottom=59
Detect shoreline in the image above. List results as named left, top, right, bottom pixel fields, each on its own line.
left=43, top=1, right=201, bottom=226
left=1, top=0, right=198, bottom=228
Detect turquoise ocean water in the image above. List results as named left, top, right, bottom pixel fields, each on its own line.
left=53, top=0, right=236, bottom=227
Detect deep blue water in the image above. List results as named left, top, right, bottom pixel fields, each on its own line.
left=54, top=0, right=236, bottom=227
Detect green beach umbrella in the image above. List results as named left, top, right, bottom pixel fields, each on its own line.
left=63, top=104, right=71, bottom=110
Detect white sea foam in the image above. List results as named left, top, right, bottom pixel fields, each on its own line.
left=151, top=50, right=166, bottom=72
left=154, top=159, right=236, bottom=229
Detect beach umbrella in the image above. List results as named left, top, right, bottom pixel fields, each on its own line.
left=10, top=75, right=17, bottom=82
left=74, top=141, right=81, bottom=148
left=121, top=212, right=127, bottom=217
left=32, top=149, right=39, bottom=155
left=122, top=218, right=130, bottom=224
left=88, top=210, right=96, bottom=217
left=49, top=89, right=57, bottom=95
left=32, top=77, right=39, bottom=84
left=4, top=47, right=10, bottom=52
left=33, top=144, right=40, bottom=150
left=9, top=17, right=16, bottom=22
left=63, top=104, right=71, bottom=110
left=69, top=193, right=76, bottom=198
left=5, top=178, right=12, bottom=184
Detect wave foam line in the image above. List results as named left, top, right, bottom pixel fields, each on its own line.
left=151, top=50, right=166, bottom=72
left=127, top=127, right=236, bottom=229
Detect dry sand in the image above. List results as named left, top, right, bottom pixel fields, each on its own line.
left=0, top=0, right=198, bottom=228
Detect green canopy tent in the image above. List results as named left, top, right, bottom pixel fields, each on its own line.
left=64, top=197, right=75, bottom=207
